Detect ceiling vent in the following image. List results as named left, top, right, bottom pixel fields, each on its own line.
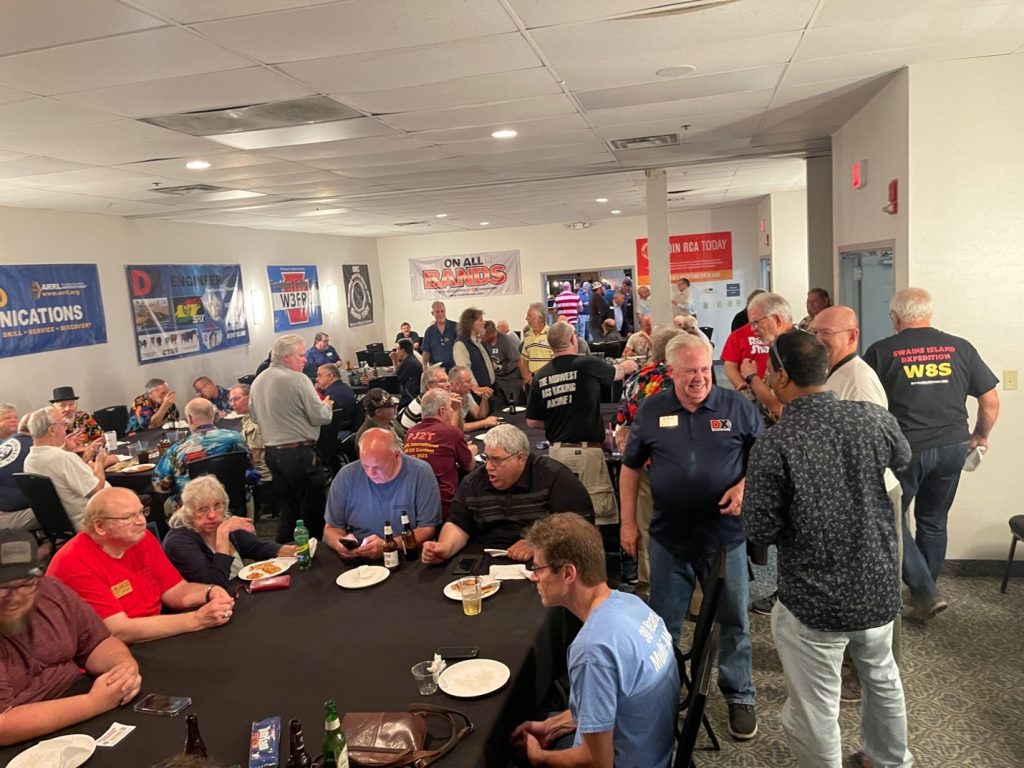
left=668, top=188, right=696, bottom=198
left=567, top=221, right=590, bottom=230
left=393, top=220, right=430, bottom=227
left=150, top=184, right=225, bottom=196
left=610, top=133, right=679, bottom=151
left=140, top=96, right=362, bottom=136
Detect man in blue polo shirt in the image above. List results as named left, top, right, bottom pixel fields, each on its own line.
left=620, top=332, right=763, bottom=741
left=421, top=301, right=458, bottom=371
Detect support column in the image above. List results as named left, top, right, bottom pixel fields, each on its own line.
left=806, top=155, right=834, bottom=296
left=644, top=169, right=671, bottom=323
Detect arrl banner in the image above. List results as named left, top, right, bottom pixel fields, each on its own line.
left=0, top=264, right=107, bottom=358
left=409, top=250, right=522, bottom=300
left=267, top=265, right=322, bottom=332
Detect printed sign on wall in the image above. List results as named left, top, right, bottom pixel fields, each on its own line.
left=635, top=232, right=734, bottom=284
left=125, top=264, right=249, bottom=365
left=408, top=250, right=522, bottom=300
left=267, top=265, right=322, bottom=332
left=0, top=264, right=107, bottom=358
left=343, top=264, right=373, bottom=327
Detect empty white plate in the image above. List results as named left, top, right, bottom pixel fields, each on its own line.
left=336, top=565, right=389, bottom=589
left=9, top=735, right=95, bottom=768
left=438, top=659, right=510, bottom=698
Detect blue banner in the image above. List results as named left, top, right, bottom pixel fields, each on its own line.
left=125, top=264, right=249, bottom=365
left=0, top=264, right=107, bottom=358
left=266, top=265, right=322, bottom=333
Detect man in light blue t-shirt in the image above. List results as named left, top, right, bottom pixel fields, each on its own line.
left=511, top=513, right=679, bottom=768
left=322, top=428, right=440, bottom=561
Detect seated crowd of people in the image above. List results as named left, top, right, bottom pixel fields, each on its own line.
left=0, top=281, right=999, bottom=768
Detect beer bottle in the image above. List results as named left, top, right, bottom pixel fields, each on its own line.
left=294, top=519, right=311, bottom=571
left=400, top=511, right=419, bottom=562
left=383, top=520, right=400, bottom=571
left=183, top=713, right=208, bottom=757
left=321, top=699, right=349, bottom=768
left=286, top=718, right=312, bottom=768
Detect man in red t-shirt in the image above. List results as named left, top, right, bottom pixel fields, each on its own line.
left=403, top=389, right=477, bottom=520
left=47, top=487, right=237, bottom=644
left=1, top=530, right=141, bottom=746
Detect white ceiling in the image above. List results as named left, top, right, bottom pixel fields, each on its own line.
left=0, top=0, right=1019, bottom=237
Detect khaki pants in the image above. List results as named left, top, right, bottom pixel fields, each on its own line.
left=548, top=445, right=618, bottom=525
left=636, top=470, right=653, bottom=589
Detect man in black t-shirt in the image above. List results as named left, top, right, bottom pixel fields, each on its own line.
left=864, top=287, right=999, bottom=622
left=526, top=321, right=636, bottom=526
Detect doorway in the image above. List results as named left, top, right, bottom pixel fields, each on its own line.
left=838, top=244, right=895, bottom=352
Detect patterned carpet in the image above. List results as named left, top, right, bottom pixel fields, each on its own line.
left=689, top=565, right=1024, bottom=767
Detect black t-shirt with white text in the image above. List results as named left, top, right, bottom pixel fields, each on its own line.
left=526, top=355, right=614, bottom=443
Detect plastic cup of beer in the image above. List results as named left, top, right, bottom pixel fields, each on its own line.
left=411, top=662, right=438, bottom=695
left=104, top=431, right=118, bottom=452
left=460, top=576, right=482, bottom=616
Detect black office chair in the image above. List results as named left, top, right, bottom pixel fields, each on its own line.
left=13, top=473, right=78, bottom=551
left=372, top=350, right=393, bottom=367
left=339, top=433, right=360, bottom=465
left=1000, top=515, right=1024, bottom=592
left=356, top=350, right=375, bottom=366
left=187, top=452, right=249, bottom=518
left=365, top=342, right=385, bottom=353
left=93, top=405, right=129, bottom=438
left=699, top=326, right=714, bottom=343
left=369, top=376, right=401, bottom=396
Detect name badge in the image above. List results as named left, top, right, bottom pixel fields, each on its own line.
left=659, top=415, right=679, bottom=428
left=111, top=580, right=133, bottom=599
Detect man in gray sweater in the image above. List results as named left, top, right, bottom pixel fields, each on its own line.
left=250, top=334, right=332, bottom=543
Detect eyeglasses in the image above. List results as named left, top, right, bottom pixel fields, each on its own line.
left=100, top=509, right=149, bottom=523
left=525, top=561, right=562, bottom=573
left=482, top=452, right=522, bottom=467
left=810, top=327, right=854, bottom=339
left=0, top=576, right=41, bottom=599
left=195, top=502, right=227, bottom=517
left=748, top=314, right=770, bottom=329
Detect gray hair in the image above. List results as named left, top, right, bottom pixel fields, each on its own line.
left=318, top=363, right=341, bottom=381
left=749, top=292, right=793, bottom=324
left=664, top=332, right=713, bottom=365
left=482, top=424, right=530, bottom=456
left=651, top=326, right=684, bottom=362
left=185, top=398, right=216, bottom=422
left=0, top=402, right=16, bottom=417
left=890, top=287, right=933, bottom=322
left=229, top=383, right=250, bottom=396
left=27, top=407, right=57, bottom=439
left=271, top=334, right=304, bottom=362
left=449, top=365, right=472, bottom=384
left=421, top=363, right=446, bottom=391
left=420, top=388, right=451, bottom=418
left=527, top=302, right=546, bottom=318
left=144, top=378, right=167, bottom=394
left=169, top=474, right=229, bottom=530
left=547, top=321, right=576, bottom=351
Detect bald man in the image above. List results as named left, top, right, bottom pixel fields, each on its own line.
left=810, top=306, right=887, bottom=405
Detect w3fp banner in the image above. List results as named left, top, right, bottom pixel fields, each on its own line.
left=0, top=264, right=107, bottom=358
left=408, top=250, right=522, bottom=300
left=267, top=265, right=322, bottom=332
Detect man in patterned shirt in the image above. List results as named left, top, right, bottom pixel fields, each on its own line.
left=743, top=330, right=913, bottom=768
left=50, top=386, right=116, bottom=466
left=126, top=378, right=179, bottom=432
left=192, top=376, right=231, bottom=414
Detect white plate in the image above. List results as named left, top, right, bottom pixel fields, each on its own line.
left=119, top=463, right=155, bottom=473
left=162, top=420, right=188, bottom=429
left=336, top=565, right=389, bottom=589
left=220, top=412, right=244, bottom=420
left=443, top=578, right=501, bottom=601
left=238, top=557, right=293, bottom=581
left=437, top=659, right=511, bottom=698
left=474, top=435, right=487, bottom=441
left=9, top=734, right=96, bottom=768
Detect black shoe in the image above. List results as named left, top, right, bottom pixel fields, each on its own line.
left=750, top=593, right=776, bottom=615
left=902, top=593, right=948, bottom=624
left=727, top=703, right=757, bottom=740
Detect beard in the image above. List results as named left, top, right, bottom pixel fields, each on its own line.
left=0, top=606, right=34, bottom=636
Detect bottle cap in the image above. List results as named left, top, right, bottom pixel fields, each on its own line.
left=296, top=519, right=304, bottom=527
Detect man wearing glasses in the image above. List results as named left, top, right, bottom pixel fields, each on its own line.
left=738, top=292, right=797, bottom=425
left=421, top=424, right=593, bottom=565
left=0, top=530, right=142, bottom=747
left=47, top=488, right=236, bottom=644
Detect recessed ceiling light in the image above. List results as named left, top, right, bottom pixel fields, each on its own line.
left=298, top=207, right=350, bottom=217
left=185, top=160, right=211, bottom=170
left=479, top=221, right=490, bottom=226
left=655, top=64, right=697, bottom=78
left=435, top=213, right=448, bottom=218
left=595, top=197, right=609, bottom=203
left=491, top=129, right=517, bottom=139
left=611, top=210, right=622, bottom=215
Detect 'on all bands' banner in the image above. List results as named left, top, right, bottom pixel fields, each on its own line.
left=266, top=265, right=322, bottom=333
left=408, top=250, right=522, bottom=301
left=635, top=232, right=733, bottom=284
left=125, top=264, right=249, bottom=365
left=0, top=263, right=107, bottom=358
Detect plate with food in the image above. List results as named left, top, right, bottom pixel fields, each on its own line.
left=119, top=463, right=155, bottom=474
left=443, top=577, right=500, bottom=601
left=8, top=734, right=96, bottom=768
left=336, top=565, right=389, bottom=589
left=238, top=558, right=293, bottom=581
left=437, top=659, right=510, bottom=698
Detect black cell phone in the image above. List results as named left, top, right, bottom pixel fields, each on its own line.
left=437, top=646, right=479, bottom=661
left=339, top=537, right=360, bottom=550
left=452, top=554, right=482, bottom=575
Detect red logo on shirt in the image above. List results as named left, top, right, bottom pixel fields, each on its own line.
left=709, top=419, right=732, bottom=432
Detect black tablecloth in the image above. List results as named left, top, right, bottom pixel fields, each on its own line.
left=0, top=552, right=567, bottom=768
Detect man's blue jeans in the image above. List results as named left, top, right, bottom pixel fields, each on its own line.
left=898, top=442, right=968, bottom=599
left=648, top=536, right=755, bottom=705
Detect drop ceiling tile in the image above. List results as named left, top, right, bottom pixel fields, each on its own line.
left=578, top=66, right=786, bottom=111
left=0, top=85, right=33, bottom=105
left=193, top=0, right=518, bottom=62
left=3, top=167, right=178, bottom=193
left=7, top=193, right=178, bottom=216
left=415, top=114, right=591, bottom=144
left=261, top=136, right=430, bottom=161
left=0, top=187, right=57, bottom=204
left=0, top=156, right=95, bottom=180
left=814, top=0, right=1015, bottom=28
left=205, top=118, right=397, bottom=150
left=587, top=90, right=774, bottom=128
left=132, top=0, right=340, bottom=24
left=0, top=27, right=251, bottom=96
left=304, top=147, right=451, bottom=171
left=58, top=67, right=316, bottom=118
left=0, top=98, right=116, bottom=136
left=378, top=94, right=578, bottom=133
left=114, top=154, right=298, bottom=180
left=278, top=34, right=542, bottom=93
left=506, top=0, right=681, bottom=27
left=0, top=0, right=166, bottom=56
left=334, top=68, right=561, bottom=114
left=332, top=158, right=477, bottom=179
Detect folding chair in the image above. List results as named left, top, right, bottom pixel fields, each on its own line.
left=13, top=473, right=78, bottom=552
left=93, top=405, right=129, bottom=438
left=187, top=451, right=249, bottom=518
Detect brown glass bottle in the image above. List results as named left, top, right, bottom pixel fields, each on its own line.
left=184, top=713, right=208, bottom=757
left=400, top=511, right=419, bottom=561
left=286, top=718, right=312, bottom=768
left=383, top=520, right=400, bottom=571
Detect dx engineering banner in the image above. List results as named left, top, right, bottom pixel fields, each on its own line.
left=0, top=264, right=107, bottom=358
left=267, top=265, right=322, bottom=333
left=408, top=250, right=521, bottom=300
left=126, top=264, right=249, bottom=365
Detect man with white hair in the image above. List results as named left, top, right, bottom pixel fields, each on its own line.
left=23, top=406, right=107, bottom=531
left=250, top=333, right=333, bottom=543
left=864, top=287, right=1000, bottom=622
left=739, top=292, right=796, bottom=425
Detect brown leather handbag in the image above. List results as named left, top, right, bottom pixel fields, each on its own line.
left=340, top=704, right=473, bottom=768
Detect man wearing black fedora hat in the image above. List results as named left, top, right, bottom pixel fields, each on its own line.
left=0, top=529, right=141, bottom=746
left=50, top=386, right=117, bottom=467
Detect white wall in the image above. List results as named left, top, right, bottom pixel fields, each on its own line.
left=768, top=189, right=809, bottom=309
left=0, top=206, right=383, bottom=416
left=375, top=206, right=764, bottom=345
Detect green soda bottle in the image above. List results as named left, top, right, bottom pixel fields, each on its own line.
left=294, top=519, right=311, bottom=571
left=321, top=699, right=349, bottom=768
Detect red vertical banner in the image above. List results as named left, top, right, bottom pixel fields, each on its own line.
left=636, top=231, right=733, bottom=285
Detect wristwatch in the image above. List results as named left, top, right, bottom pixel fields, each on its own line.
left=744, top=373, right=757, bottom=386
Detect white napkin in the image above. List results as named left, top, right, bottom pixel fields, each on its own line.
left=488, top=564, right=530, bottom=581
